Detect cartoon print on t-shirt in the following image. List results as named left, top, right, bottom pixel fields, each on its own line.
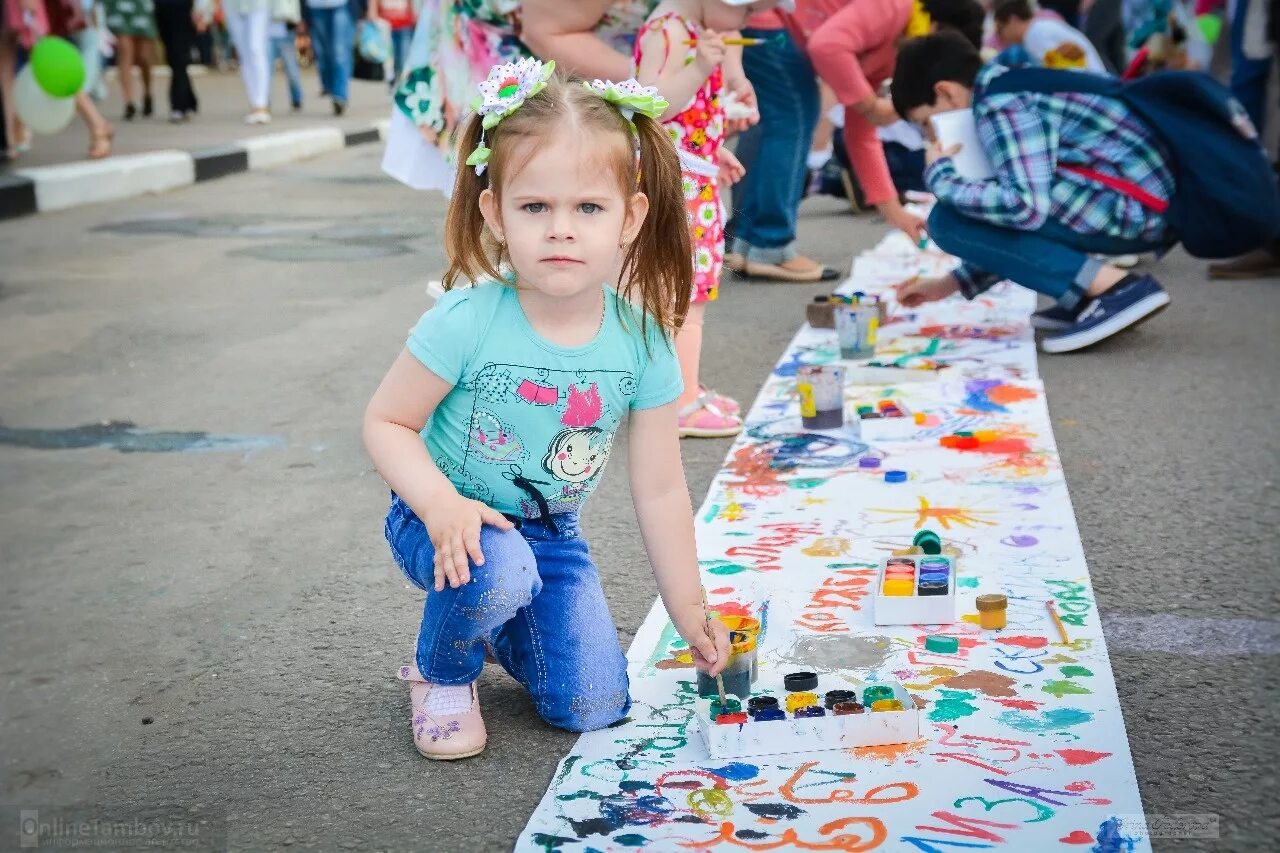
left=468, top=409, right=525, bottom=464
left=538, top=383, right=615, bottom=513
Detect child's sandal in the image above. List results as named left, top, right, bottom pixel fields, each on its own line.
left=677, top=394, right=743, bottom=439
left=396, top=664, right=487, bottom=760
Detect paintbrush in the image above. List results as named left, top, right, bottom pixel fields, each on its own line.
left=1045, top=600, right=1070, bottom=645
left=683, top=37, right=767, bottom=46
left=700, top=587, right=727, bottom=707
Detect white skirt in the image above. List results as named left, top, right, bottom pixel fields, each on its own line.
left=381, top=109, right=457, bottom=194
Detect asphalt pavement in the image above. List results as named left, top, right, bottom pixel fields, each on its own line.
left=0, top=142, right=1277, bottom=851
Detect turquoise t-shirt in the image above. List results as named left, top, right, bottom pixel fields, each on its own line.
left=406, top=282, right=684, bottom=519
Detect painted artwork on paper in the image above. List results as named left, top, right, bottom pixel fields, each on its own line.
left=516, top=230, right=1150, bottom=852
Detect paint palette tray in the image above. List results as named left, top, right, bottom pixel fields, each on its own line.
left=873, top=555, right=959, bottom=625
left=694, top=675, right=920, bottom=759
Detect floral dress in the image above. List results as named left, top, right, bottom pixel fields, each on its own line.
left=633, top=12, right=725, bottom=303
left=385, top=0, right=654, bottom=191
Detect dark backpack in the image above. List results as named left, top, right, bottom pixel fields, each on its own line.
left=980, top=67, right=1280, bottom=259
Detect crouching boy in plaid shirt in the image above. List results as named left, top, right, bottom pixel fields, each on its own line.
left=891, top=32, right=1175, bottom=353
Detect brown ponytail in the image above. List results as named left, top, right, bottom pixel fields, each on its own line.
left=443, top=112, right=504, bottom=289
left=618, top=113, right=693, bottom=341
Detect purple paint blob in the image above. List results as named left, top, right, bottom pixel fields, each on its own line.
left=1002, top=535, right=1039, bottom=548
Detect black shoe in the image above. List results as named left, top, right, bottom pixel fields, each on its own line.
left=291, top=101, right=302, bottom=113
left=123, top=103, right=137, bottom=121
left=333, top=99, right=346, bottom=116
left=1030, top=302, right=1084, bottom=331
left=142, top=95, right=153, bottom=117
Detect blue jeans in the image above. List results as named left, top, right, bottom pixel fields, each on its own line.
left=384, top=494, right=631, bottom=733
left=1230, top=0, right=1272, bottom=134
left=269, top=34, right=303, bottom=107
left=730, top=27, right=820, bottom=261
left=390, top=26, right=412, bottom=80
left=927, top=204, right=1168, bottom=309
left=308, top=5, right=354, bottom=103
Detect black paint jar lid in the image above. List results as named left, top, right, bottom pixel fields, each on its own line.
left=824, top=689, right=856, bottom=708
left=747, top=695, right=779, bottom=712
left=783, top=671, right=819, bottom=692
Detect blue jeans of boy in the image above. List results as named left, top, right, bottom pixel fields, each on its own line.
left=927, top=204, right=1169, bottom=309
left=384, top=494, right=631, bottom=733
left=390, top=26, right=412, bottom=81
left=730, top=27, right=820, bottom=263
left=309, top=5, right=353, bottom=103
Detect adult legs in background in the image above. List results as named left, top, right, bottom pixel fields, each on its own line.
left=269, top=28, right=304, bottom=109
left=1229, top=0, right=1273, bottom=133
left=390, top=25, right=412, bottom=81
left=729, top=26, right=830, bottom=281
left=78, top=92, right=114, bottom=159
left=155, top=0, right=199, bottom=118
left=116, top=35, right=139, bottom=116
left=1082, top=0, right=1125, bottom=74
left=308, top=5, right=352, bottom=111
left=224, top=9, right=271, bottom=117
left=0, top=31, right=20, bottom=158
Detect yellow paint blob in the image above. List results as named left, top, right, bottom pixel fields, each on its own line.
left=785, top=691, right=819, bottom=712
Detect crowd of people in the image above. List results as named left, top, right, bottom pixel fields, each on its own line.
left=0, top=0, right=418, bottom=159
left=359, top=0, right=1277, bottom=761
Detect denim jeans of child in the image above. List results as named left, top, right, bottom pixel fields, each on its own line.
left=384, top=494, right=631, bottom=733
left=927, top=204, right=1169, bottom=309
left=730, top=27, right=820, bottom=263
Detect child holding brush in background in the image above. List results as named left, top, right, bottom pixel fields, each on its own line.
left=634, top=0, right=791, bottom=439
left=364, top=62, right=729, bottom=760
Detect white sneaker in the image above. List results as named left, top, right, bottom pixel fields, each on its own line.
left=245, top=110, right=271, bottom=125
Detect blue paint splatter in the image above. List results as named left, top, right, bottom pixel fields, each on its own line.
left=962, top=379, right=1010, bottom=413
left=614, top=834, right=649, bottom=847
left=702, top=762, right=759, bottom=782
left=0, top=421, right=284, bottom=454
left=996, top=708, right=1094, bottom=732
left=1092, top=817, right=1143, bottom=853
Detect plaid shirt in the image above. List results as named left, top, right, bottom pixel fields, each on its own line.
left=925, top=64, right=1175, bottom=296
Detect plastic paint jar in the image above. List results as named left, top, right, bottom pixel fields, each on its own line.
left=976, top=593, right=1009, bottom=630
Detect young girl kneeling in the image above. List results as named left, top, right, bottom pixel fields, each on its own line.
left=363, top=60, right=731, bottom=760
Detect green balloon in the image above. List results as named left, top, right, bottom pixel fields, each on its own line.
left=31, top=36, right=85, bottom=98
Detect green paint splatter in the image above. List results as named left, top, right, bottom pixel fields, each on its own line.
left=615, top=835, right=649, bottom=847
left=997, top=708, right=1094, bottom=732
left=702, top=504, right=720, bottom=524
left=789, top=478, right=826, bottom=489
left=928, top=689, right=979, bottom=722
left=1042, top=679, right=1092, bottom=698
left=957, top=577, right=979, bottom=588
left=704, top=560, right=749, bottom=576
left=1060, top=665, right=1093, bottom=677
left=724, top=531, right=751, bottom=537
left=827, top=561, right=877, bottom=569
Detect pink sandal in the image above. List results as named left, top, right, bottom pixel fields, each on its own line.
left=699, top=384, right=740, bottom=416
left=678, top=394, right=743, bottom=438
left=397, top=664, right=487, bottom=760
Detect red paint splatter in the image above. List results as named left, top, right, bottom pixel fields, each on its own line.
left=992, top=698, right=1042, bottom=710
left=1056, top=749, right=1112, bottom=766
left=973, top=438, right=1032, bottom=455
left=711, top=587, right=734, bottom=595
left=661, top=780, right=704, bottom=790
left=987, top=384, right=1038, bottom=405
left=1084, top=798, right=1112, bottom=806
left=996, top=635, right=1049, bottom=649
left=1060, top=831, right=1094, bottom=844
left=1065, top=781, right=1096, bottom=792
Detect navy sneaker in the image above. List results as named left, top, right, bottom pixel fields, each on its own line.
left=1030, top=302, right=1083, bottom=331
left=1041, top=275, right=1171, bottom=353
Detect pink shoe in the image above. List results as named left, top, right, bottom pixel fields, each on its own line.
left=699, top=384, right=741, bottom=416
left=397, top=664, right=487, bottom=760
left=677, top=395, right=743, bottom=438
